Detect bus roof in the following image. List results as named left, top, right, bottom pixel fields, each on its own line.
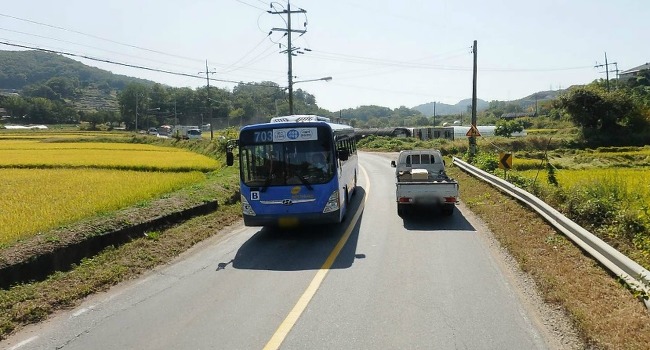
left=270, top=115, right=330, bottom=123
left=241, top=115, right=354, bottom=133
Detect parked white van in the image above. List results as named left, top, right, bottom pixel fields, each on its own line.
left=186, top=128, right=202, bottom=139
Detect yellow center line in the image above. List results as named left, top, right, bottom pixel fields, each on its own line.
left=263, top=165, right=370, bottom=350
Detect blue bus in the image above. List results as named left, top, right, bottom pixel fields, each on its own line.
left=227, top=115, right=358, bottom=227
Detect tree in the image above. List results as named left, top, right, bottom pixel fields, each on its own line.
left=229, top=108, right=245, bottom=126
left=558, top=87, right=613, bottom=130
left=117, top=83, right=150, bottom=130
left=557, top=84, right=649, bottom=144
left=81, top=111, right=106, bottom=129
left=495, top=119, right=524, bottom=137
left=46, top=77, right=79, bottom=98
left=558, top=86, right=643, bottom=131
left=23, top=84, right=60, bottom=101
left=1, top=95, right=29, bottom=120
left=28, top=97, right=56, bottom=123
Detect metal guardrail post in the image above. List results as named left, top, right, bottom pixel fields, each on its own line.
left=452, top=157, right=650, bottom=309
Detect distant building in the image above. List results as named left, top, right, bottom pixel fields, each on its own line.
left=620, top=62, right=650, bottom=81
left=500, top=112, right=536, bottom=119
left=0, top=89, right=19, bottom=97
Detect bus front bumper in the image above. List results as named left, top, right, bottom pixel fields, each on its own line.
left=243, top=210, right=341, bottom=227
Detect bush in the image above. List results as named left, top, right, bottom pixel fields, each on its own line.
left=472, top=152, right=499, bottom=172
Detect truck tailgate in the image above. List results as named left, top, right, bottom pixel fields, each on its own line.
left=396, top=181, right=459, bottom=204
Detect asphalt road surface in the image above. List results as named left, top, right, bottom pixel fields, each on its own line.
left=4, top=152, right=561, bottom=350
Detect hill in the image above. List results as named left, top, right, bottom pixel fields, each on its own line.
left=412, top=90, right=565, bottom=117
left=0, top=50, right=152, bottom=90
left=0, top=50, right=154, bottom=111
left=510, top=89, right=564, bottom=110
left=412, top=98, right=489, bottom=116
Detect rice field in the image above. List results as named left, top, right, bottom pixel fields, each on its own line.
left=0, top=140, right=219, bottom=172
left=0, top=134, right=221, bottom=246
left=517, top=167, right=650, bottom=211
left=0, top=169, right=205, bottom=245
left=0, top=130, right=132, bottom=140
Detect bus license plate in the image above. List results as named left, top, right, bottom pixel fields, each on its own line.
left=278, top=217, right=299, bottom=228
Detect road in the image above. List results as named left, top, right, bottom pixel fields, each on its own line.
left=4, top=152, right=558, bottom=350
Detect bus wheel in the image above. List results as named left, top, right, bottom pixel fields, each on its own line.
left=342, top=186, right=349, bottom=221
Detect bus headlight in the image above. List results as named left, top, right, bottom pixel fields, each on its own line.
left=241, top=194, right=256, bottom=216
left=323, top=190, right=340, bottom=213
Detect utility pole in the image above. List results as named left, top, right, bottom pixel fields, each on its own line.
left=433, top=101, right=436, bottom=127
left=269, top=1, right=306, bottom=115
left=595, top=52, right=617, bottom=92
left=135, top=93, right=140, bottom=132
left=174, top=100, right=177, bottom=126
left=469, top=40, right=478, bottom=157
left=202, top=60, right=216, bottom=139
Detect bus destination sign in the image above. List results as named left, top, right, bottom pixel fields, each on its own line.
left=272, top=127, right=318, bottom=142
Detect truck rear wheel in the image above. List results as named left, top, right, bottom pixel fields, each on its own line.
left=442, top=204, right=454, bottom=216
left=397, top=203, right=407, bottom=216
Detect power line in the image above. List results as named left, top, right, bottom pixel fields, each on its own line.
left=0, top=26, right=203, bottom=73
left=0, top=12, right=286, bottom=78
left=217, top=33, right=272, bottom=74
left=0, top=40, right=282, bottom=88
left=0, top=12, right=203, bottom=63
left=305, top=49, right=593, bottom=73
left=233, top=0, right=268, bottom=11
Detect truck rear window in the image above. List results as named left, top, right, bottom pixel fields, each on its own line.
left=405, top=154, right=435, bottom=164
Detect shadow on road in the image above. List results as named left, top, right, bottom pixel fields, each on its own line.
left=400, top=205, right=476, bottom=231
left=228, top=188, right=367, bottom=271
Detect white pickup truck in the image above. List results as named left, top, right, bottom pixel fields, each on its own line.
left=390, top=150, right=459, bottom=216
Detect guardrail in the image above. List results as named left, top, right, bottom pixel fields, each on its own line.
left=452, top=157, right=650, bottom=309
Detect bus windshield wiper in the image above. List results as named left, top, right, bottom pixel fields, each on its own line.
left=295, top=174, right=313, bottom=190
left=260, top=175, right=274, bottom=192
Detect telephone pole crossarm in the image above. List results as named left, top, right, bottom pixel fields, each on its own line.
left=269, top=1, right=307, bottom=115
left=201, top=60, right=217, bottom=139
left=594, top=52, right=617, bottom=92
left=271, top=28, right=307, bottom=34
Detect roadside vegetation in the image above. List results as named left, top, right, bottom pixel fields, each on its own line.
left=445, top=164, right=650, bottom=349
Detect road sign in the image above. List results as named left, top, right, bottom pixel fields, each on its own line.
left=466, top=125, right=481, bottom=137
left=498, top=153, right=512, bottom=170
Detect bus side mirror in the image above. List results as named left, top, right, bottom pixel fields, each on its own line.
left=337, top=149, right=349, bottom=161
left=226, top=150, right=234, bottom=166
left=390, top=160, right=396, bottom=167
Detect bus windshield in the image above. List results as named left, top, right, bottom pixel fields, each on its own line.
left=239, top=128, right=335, bottom=188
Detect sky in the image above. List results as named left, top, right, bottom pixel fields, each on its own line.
left=1, top=0, right=648, bottom=112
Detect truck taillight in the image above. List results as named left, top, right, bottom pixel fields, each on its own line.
left=398, top=197, right=412, bottom=203
left=444, top=197, right=457, bottom=203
